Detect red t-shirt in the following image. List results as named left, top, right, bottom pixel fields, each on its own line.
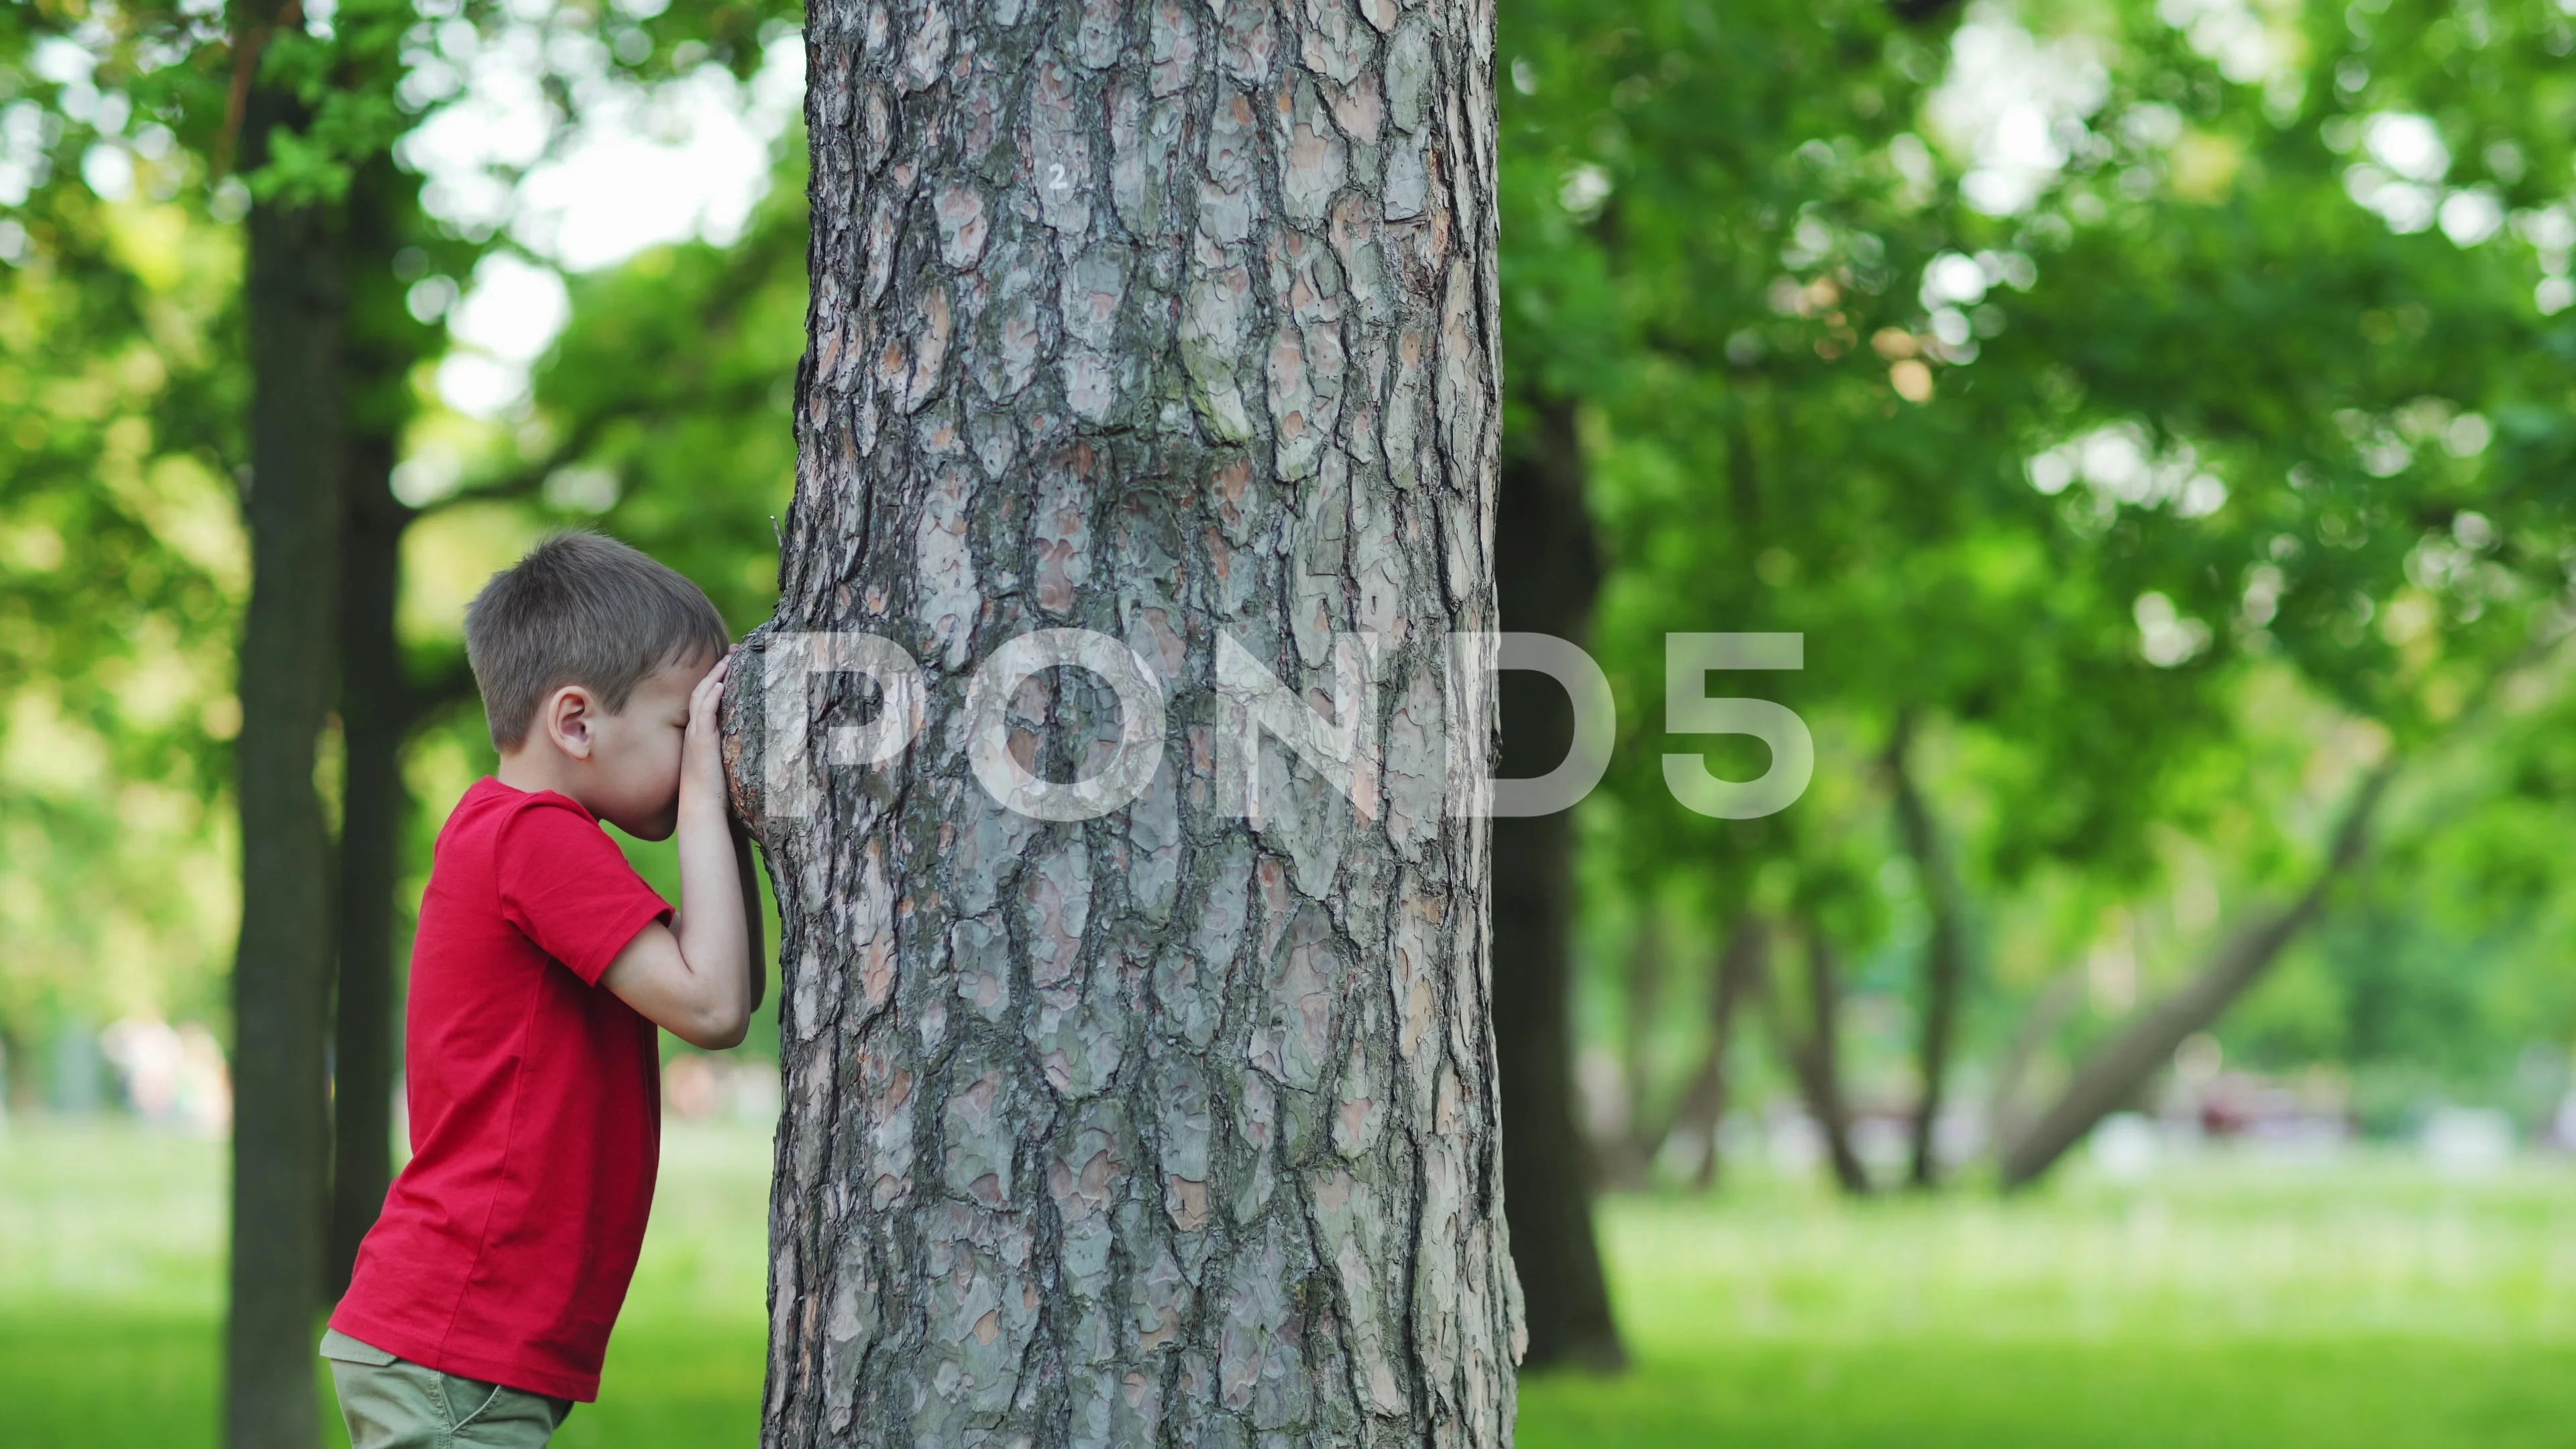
left=331, top=776, right=672, bottom=1401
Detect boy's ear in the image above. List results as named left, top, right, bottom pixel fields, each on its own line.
left=541, top=684, right=600, bottom=761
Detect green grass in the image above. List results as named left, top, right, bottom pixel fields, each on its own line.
left=1525, top=1163, right=2576, bottom=1448
left=0, top=1120, right=773, bottom=1448
left=8, top=1120, right=2576, bottom=1446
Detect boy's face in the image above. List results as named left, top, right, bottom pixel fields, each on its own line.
left=578, top=650, right=716, bottom=841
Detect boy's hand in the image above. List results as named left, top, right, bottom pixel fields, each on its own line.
left=681, top=652, right=733, bottom=810
left=604, top=647, right=760, bottom=1051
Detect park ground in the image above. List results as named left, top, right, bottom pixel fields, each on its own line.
left=6, top=1120, right=2576, bottom=1447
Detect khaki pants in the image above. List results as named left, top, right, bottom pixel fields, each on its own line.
left=319, top=1329, right=574, bottom=1448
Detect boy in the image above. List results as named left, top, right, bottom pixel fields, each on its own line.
left=321, top=532, right=765, bottom=1447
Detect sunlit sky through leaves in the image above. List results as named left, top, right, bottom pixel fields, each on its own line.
left=406, top=25, right=805, bottom=415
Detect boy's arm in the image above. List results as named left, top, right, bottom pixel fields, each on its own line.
left=602, top=656, right=754, bottom=1050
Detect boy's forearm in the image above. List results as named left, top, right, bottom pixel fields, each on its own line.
left=673, top=787, right=751, bottom=1020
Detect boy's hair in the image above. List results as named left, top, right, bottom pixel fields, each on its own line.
left=465, top=532, right=731, bottom=751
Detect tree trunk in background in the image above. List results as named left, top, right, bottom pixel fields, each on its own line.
left=2000, top=766, right=2395, bottom=1190
left=1664, top=915, right=1766, bottom=1191
left=1886, top=711, right=1967, bottom=1189
left=0, top=1026, right=19, bottom=1112
left=1489, top=394, right=1621, bottom=1370
left=1585, top=912, right=1661, bottom=1188
left=1775, top=926, right=1870, bottom=1195
left=329, top=423, right=406, bottom=1298
left=735, top=0, right=1520, bottom=1440
left=228, top=13, right=346, bottom=1443
left=1985, top=965, right=2082, bottom=1161
left=1594, top=910, right=1664, bottom=1185
left=327, top=154, right=427, bottom=1300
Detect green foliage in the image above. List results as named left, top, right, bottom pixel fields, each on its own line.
left=0, top=0, right=805, bottom=1059
left=1504, top=0, right=2576, bottom=1125
left=517, top=142, right=807, bottom=630
left=243, top=0, right=417, bottom=204
left=0, top=28, right=246, bottom=1036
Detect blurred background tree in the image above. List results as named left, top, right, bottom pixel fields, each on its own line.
left=1489, top=0, right=2576, bottom=1350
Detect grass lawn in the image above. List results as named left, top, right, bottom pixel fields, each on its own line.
left=7, top=1118, right=2576, bottom=1446
left=1527, top=1161, right=2576, bottom=1448
left=0, top=1119, right=774, bottom=1448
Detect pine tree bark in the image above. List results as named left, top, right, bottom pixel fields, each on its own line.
left=732, top=0, right=1521, bottom=1442
left=228, top=8, right=345, bottom=1440
left=1488, top=395, right=1619, bottom=1369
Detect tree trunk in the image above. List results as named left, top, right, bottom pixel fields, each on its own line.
left=1999, top=765, right=2394, bottom=1190
left=1580, top=911, right=1659, bottom=1190
left=228, top=14, right=346, bottom=1443
left=1591, top=910, right=1662, bottom=1187
left=735, top=0, right=1520, bottom=1440
left=327, top=154, right=421, bottom=1300
left=1663, top=915, right=1766, bottom=1192
left=1885, top=711, right=1967, bottom=1189
left=1488, top=396, right=1620, bottom=1369
left=0, top=1024, right=30, bottom=1114
left=1984, top=964, right=2082, bottom=1163
left=328, top=423, right=407, bottom=1297
left=1773, top=925, right=1870, bottom=1196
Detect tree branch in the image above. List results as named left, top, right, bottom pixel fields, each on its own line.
left=1998, top=762, right=2397, bottom=1190
left=1984, top=963, right=2086, bottom=1161
left=1770, top=921, right=1874, bottom=1195
left=1886, top=709, right=1972, bottom=1189
left=1647, top=915, right=1770, bottom=1191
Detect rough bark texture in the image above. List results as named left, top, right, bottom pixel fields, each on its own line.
left=227, top=20, right=345, bottom=1444
left=1884, top=712, right=1966, bottom=1190
left=1999, top=767, right=2394, bottom=1191
left=1487, top=396, right=1618, bottom=1371
left=735, top=0, right=1521, bottom=1440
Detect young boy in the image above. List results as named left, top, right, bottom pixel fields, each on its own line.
left=321, top=532, right=765, bottom=1447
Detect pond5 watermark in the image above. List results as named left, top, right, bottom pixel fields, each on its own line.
left=755, top=630, right=1812, bottom=824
